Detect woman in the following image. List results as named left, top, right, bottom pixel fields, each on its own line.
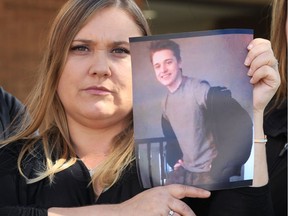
left=0, top=0, right=280, bottom=216
left=0, top=1, right=209, bottom=216
left=265, top=0, right=287, bottom=215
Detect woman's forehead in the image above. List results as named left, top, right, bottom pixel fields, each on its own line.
left=74, top=7, right=142, bottom=40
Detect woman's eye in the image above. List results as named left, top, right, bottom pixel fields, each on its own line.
left=70, top=45, right=89, bottom=52
left=112, top=48, right=130, bottom=54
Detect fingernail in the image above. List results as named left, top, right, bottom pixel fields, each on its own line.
left=247, top=68, right=252, bottom=76
left=244, top=58, right=250, bottom=66
left=247, top=44, right=253, bottom=50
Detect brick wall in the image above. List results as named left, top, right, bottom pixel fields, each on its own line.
left=0, top=0, right=66, bottom=102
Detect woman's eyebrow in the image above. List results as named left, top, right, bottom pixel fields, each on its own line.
left=72, top=39, right=92, bottom=43
left=113, top=41, right=130, bottom=46
left=71, top=39, right=130, bottom=47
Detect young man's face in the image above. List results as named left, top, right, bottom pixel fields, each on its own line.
left=151, top=49, right=182, bottom=89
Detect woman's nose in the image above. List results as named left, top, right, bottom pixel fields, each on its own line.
left=88, top=51, right=111, bottom=77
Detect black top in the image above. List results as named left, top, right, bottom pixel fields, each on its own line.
left=0, top=87, right=276, bottom=216
left=0, top=140, right=143, bottom=215
left=264, top=99, right=287, bottom=216
left=0, top=87, right=25, bottom=140
left=0, top=140, right=275, bottom=216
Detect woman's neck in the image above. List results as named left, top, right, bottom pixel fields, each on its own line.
left=67, top=117, right=127, bottom=169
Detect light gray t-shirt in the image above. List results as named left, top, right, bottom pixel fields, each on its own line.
left=163, top=76, right=217, bottom=172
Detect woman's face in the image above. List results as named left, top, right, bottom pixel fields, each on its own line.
left=57, top=7, right=142, bottom=129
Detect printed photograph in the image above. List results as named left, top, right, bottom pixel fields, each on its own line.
left=130, top=29, right=254, bottom=190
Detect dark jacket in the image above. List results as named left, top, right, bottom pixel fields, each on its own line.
left=0, top=139, right=274, bottom=216
left=0, top=140, right=143, bottom=216
left=0, top=87, right=25, bottom=140
left=264, top=99, right=287, bottom=216
left=163, top=86, right=253, bottom=181
left=0, top=87, right=273, bottom=216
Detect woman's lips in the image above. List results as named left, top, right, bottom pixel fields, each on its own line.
left=84, top=86, right=111, bottom=95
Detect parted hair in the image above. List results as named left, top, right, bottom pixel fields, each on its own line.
left=1, top=0, right=150, bottom=195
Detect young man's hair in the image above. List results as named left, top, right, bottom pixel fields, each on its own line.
left=149, top=39, right=181, bottom=62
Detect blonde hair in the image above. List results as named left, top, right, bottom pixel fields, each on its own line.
left=1, top=0, right=150, bottom=194
left=269, top=0, right=287, bottom=111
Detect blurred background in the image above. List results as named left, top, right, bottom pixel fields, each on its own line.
left=0, top=0, right=272, bottom=102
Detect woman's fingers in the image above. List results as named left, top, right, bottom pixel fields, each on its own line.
left=166, top=184, right=211, bottom=199
left=247, top=50, right=278, bottom=77
left=120, top=184, right=210, bottom=216
left=168, top=198, right=196, bottom=216
left=250, top=65, right=279, bottom=86
left=246, top=38, right=281, bottom=111
left=245, top=39, right=274, bottom=64
left=245, top=39, right=278, bottom=73
left=167, top=185, right=210, bottom=215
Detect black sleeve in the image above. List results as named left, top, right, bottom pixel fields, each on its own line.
left=0, top=87, right=25, bottom=139
left=185, top=185, right=275, bottom=216
left=206, top=87, right=253, bottom=179
left=208, top=185, right=275, bottom=216
left=161, top=115, right=183, bottom=167
left=0, top=142, right=48, bottom=216
left=0, top=207, right=48, bottom=216
left=3, top=88, right=24, bottom=119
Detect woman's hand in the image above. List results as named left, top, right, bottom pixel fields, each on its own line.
left=245, top=38, right=280, bottom=112
left=244, top=38, right=280, bottom=187
left=119, top=184, right=210, bottom=216
left=49, top=184, right=210, bottom=216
